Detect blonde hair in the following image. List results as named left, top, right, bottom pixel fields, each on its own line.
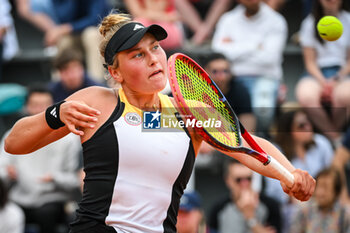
left=98, top=13, right=132, bottom=60
left=98, top=13, right=133, bottom=83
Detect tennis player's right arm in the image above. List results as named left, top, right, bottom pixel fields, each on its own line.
left=4, top=100, right=100, bottom=155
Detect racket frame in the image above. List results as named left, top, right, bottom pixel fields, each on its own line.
left=168, top=53, right=294, bottom=187
left=168, top=53, right=270, bottom=164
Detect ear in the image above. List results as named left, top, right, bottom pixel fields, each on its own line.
left=108, top=66, right=123, bottom=83
left=224, top=175, right=232, bottom=188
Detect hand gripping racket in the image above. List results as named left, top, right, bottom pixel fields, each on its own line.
left=168, top=53, right=294, bottom=188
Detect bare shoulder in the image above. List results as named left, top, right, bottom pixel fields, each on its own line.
left=72, top=87, right=119, bottom=142
left=65, top=86, right=112, bottom=100
left=65, top=86, right=119, bottom=117
left=65, top=86, right=117, bottom=105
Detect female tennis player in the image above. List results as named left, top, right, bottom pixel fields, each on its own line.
left=4, top=12, right=315, bottom=233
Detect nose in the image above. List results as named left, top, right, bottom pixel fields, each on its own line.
left=148, top=52, right=159, bottom=66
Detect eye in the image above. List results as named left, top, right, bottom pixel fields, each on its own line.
left=133, top=52, right=143, bottom=58
left=153, top=44, right=160, bottom=50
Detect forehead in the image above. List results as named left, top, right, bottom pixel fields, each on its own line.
left=207, top=59, right=230, bottom=68
left=293, top=111, right=308, bottom=122
left=320, top=0, right=342, bottom=3
left=28, top=92, right=51, bottom=100
left=238, top=0, right=261, bottom=5
left=229, top=163, right=252, bottom=176
left=121, top=33, right=157, bottom=54
left=317, top=174, right=334, bottom=184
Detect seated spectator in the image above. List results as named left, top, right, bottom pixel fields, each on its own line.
left=0, top=177, right=25, bottom=233
left=0, top=0, right=19, bottom=81
left=289, top=167, right=350, bottom=233
left=124, top=0, right=185, bottom=54
left=295, top=0, right=350, bottom=142
left=175, top=0, right=231, bottom=45
left=203, top=52, right=256, bottom=132
left=208, top=158, right=282, bottom=233
left=194, top=52, right=256, bottom=180
left=264, top=108, right=334, bottom=204
left=177, top=191, right=209, bottom=233
left=15, top=0, right=111, bottom=81
left=49, top=48, right=104, bottom=102
left=0, top=85, right=82, bottom=233
left=211, top=0, right=288, bottom=136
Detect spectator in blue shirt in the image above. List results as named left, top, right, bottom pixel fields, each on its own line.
left=48, top=48, right=104, bottom=102
left=264, top=108, right=334, bottom=204
left=16, top=0, right=111, bottom=80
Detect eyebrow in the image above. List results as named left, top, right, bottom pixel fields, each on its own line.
left=126, top=39, right=158, bottom=54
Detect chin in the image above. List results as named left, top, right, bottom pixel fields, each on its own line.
left=156, top=79, right=168, bottom=91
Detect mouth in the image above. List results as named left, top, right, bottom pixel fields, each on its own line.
left=150, top=69, right=163, bottom=78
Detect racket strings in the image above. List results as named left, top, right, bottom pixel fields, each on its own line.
left=174, top=59, right=240, bottom=147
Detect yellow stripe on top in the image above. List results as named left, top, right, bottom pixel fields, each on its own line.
left=118, top=88, right=141, bottom=116
left=118, top=88, right=184, bottom=131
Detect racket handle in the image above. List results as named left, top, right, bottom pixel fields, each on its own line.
left=266, top=156, right=294, bottom=188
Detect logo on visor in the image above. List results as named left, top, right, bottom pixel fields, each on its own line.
left=133, top=24, right=144, bottom=31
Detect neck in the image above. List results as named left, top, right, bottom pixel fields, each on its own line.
left=318, top=203, right=334, bottom=213
left=324, top=9, right=339, bottom=17
left=295, top=142, right=306, bottom=159
left=245, top=5, right=260, bottom=17
left=219, top=84, right=229, bottom=95
left=122, top=88, right=160, bottom=111
left=231, top=192, right=240, bottom=203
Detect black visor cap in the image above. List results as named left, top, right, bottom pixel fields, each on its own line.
left=104, top=22, right=168, bottom=65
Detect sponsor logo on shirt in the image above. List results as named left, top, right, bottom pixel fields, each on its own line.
left=124, top=112, right=142, bottom=126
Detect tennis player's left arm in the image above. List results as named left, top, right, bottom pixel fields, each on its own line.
left=226, top=135, right=315, bottom=201
left=246, top=136, right=295, bottom=173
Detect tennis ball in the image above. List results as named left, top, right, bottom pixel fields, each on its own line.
left=317, top=16, right=343, bottom=41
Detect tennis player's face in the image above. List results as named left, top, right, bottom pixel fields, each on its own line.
left=114, top=33, right=167, bottom=94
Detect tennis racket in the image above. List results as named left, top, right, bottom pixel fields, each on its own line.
left=168, top=53, right=294, bottom=188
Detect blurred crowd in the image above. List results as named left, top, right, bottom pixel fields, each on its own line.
left=0, top=0, right=350, bottom=232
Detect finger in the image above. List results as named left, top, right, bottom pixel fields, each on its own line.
left=68, top=115, right=96, bottom=129
left=74, top=119, right=96, bottom=129
left=73, top=103, right=101, bottom=116
left=293, top=172, right=314, bottom=201
left=305, top=176, right=316, bottom=199
left=301, top=171, right=315, bottom=197
left=70, top=111, right=98, bottom=124
left=67, top=123, right=84, bottom=136
left=290, top=170, right=304, bottom=193
left=280, top=181, right=291, bottom=195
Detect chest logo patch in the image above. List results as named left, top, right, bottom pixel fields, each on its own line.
left=124, top=112, right=142, bottom=126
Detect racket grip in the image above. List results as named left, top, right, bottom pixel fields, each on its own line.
left=267, top=156, right=294, bottom=188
